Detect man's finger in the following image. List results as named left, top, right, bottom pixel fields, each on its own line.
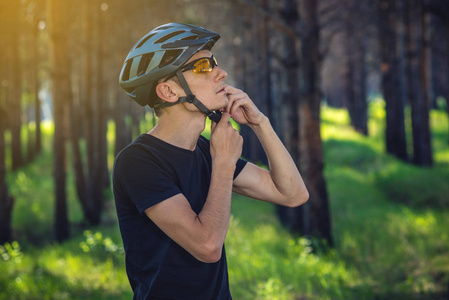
left=218, top=112, right=231, bottom=126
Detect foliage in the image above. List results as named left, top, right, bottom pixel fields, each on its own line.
left=1, top=102, right=448, bottom=299
left=226, top=199, right=363, bottom=300
left=322, top=102, right=449, bottom=299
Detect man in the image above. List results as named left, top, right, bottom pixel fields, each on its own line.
left=113, top=23, right=308, bottom=299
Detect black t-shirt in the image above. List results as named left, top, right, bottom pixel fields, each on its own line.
left=113, top=134, right=247, bottom=300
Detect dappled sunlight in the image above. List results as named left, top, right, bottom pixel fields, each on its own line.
left=227, top=194, right=363, bottom=299
left=325, top=104, right=449, bottom=298
left=382, top=207, right=449, bottom=295
left=0, top=237, right=131, bottom=299
left=1, top=102, right=448, bottom=299
left=321, top=105, right=351, bottom=127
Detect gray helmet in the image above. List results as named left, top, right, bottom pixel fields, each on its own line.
left=119, top=23, right=220, bottom=107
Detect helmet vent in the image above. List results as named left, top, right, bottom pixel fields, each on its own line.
left=136, top=33, right=156, bottom=49
left=122, top=60, right=132, bottom=81
left=137, top=53, right=154, bottom=76
left=159, top=50, right=183, bottom=68
left=180, top=36, right=198, bottom=41
left=155, top=31, right=185, bottom=44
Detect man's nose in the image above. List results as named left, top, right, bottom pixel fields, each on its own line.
left=216, top=67, right=227, bottom=81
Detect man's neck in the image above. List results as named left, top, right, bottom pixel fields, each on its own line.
left=150, top=110, right=207, bottom=151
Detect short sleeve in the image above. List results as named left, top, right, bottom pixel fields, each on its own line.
left=234, top=158, right=247, bottom=180
left=198, top=135, right=247, bottom=180
left=113, top=145, right=181, bottom=214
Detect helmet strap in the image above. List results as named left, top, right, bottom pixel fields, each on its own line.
left=153, top=70, right=218, bottom=120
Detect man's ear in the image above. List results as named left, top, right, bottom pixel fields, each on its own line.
left=155, top=82, right=179, bottom=103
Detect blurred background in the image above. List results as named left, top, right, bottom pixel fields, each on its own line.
left=0, top=0, right=448, bottom=299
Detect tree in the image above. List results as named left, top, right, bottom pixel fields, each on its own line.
left=404, top=0, right=433, bottom=166
left=48, top=0, right=71, bottom=242
left=239, top=1, right=269, bottom=165
left=297, top=0, right=333, bottom=245
left=8, top=0, right=24, bottom=171
left=25, top=0, right=44, bottom=160
left=275, top=0, right=303, bottom=234
left=378, top=0, right=408, bottom=161
left=0, top=5, right=14, bottom=242
left=426, top=0, right=449, bottom=144
left=0, top=0, right=17, bottom=245
left=0, top=105, right=14, bottom=245
left=231, top=0, right=332, bottom=246
left=343, top=0, right=369, bottom=135
left=69, top=0, right=110, bottom=225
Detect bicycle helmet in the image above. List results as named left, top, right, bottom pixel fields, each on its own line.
left=119, top=23, right=220, bottom=109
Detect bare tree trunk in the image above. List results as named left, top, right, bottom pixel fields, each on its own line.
left=48, top=0, right=70, bottom=242
left=298, top=0, right=333, bottom=246
left=405, top=0, right=433, bottom=166
left=344, top=0, right=368, bottom=135
left=69, top=76, right=88, bottom=218
left=276, top=0, right=303, bottom=233
left=239, top=8, right=268, bottom=164
left=0, top=1, right=14, bottom=245
left=0, top=107, right=14, bottom=245
left=97, top=5, right=110, bottom=193
left=447, top=22, right=449, bottom=145
left=33, top=15, right=42, bottom=156
left=25, top=9, right=42, bottom=162
left=379, top=0, right=408, bottom=161
left=9, top=0, right=24, bottom=171
left=114, top=90, right=132, bottom=156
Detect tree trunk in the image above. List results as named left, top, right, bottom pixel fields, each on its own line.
left=0, top=108, right=14, bottom=245
left=9, top=0, right=24, bottom=171
left=405, top=0, right=433, bottom=166
left=239, top=9, right=268, bottom=164
left=48, top=0, right=70, bottom=242
left=0, top=0, right=14, bottom=245
left=298, top=0, right=333, bottom=246
left=96, top=4, right=110, bottom=193
left=344, top=0, right=368, bottom=136
left=69, top=77, right=88, bottom=219
left=75, top=0, right=105, bottom=225
left=114, top=90, right=132, bottom=156
left=276, top=0, right=304, bottom=234
left=379, top=0, right=408, bottom=161
left=33, top=16, right=42, bottom=156
left=447, top=22, right=449, bottom=145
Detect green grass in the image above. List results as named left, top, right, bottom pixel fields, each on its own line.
left=1, top=100, right=449, bottom=299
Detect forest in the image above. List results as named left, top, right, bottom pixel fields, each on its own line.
left=0, top=0, right=448, bottom=299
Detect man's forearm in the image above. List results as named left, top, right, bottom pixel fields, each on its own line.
left=249, top=116, right=309, bottom=205
left=195, top=163, right=234, bottom=261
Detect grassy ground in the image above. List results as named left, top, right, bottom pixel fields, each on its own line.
left=1, top=101, right=448, bottom=299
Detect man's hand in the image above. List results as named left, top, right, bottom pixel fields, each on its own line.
left=210, top=112, right=243, bottom=169
left=224, top=86, right=265, bottom=126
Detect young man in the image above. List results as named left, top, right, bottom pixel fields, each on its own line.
left=114, top=23, right=309, bottom=299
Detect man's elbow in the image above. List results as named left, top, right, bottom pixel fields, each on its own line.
left=194, top=242, right=223, bottom=263
left=284, top=190, right=309, bottom=207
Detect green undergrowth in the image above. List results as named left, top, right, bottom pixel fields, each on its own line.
left=1, top=100, right=448, bottom=299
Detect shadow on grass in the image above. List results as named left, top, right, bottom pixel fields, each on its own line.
left=324, top=138, right=388, bottom=173
left=327, top=164, right=449, bottom=299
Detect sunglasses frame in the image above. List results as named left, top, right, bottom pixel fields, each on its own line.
left=163, top=55, right=218, bottom=83
left=181, top=55, right=218, bottom=74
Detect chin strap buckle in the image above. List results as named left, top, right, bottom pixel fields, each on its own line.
left=185, top=94, right=196, bottom=104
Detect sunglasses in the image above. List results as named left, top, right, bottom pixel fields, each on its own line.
left=164, top=55, right=219, bottom=82
left=181, top=55, right=219, bottom=74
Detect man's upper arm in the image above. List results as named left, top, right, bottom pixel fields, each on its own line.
left=145, top=194, right=203, bottom=257
left=144, top=193, right=224, bottom=263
